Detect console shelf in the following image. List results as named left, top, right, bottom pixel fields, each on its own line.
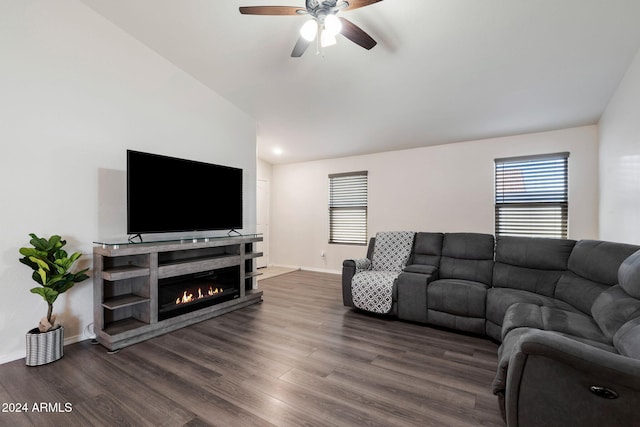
left=103, top=318, right=148, bottom=336
left=158, top=254, right=241, bottom=279
left=102, top=294, right=150, bottom=310
left=93, top=234, right=263, bottom=350
left=245, top=271, right=263, bottom=279
left=102, top=265, right=150, bottom=281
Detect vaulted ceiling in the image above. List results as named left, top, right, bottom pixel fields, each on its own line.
left=80, top=0, right=640, bottom=164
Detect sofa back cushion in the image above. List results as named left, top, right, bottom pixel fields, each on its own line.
left=555, top=240, right=640, bottom=313
left=371, top=231, right=415, bottom=272
left=409, top=232, right=443, bottom=267
left=439, top=233, right=494, bottom=284
left=614, top=317, right=640, bottom=359
left=619, top=249, right=640, bottom=298
left=591, top=285, right=640, bottom=340
left=492, top=236, right=576, bottom=297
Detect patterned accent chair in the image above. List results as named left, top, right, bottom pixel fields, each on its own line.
left=350, top=231, right=416, bottom=314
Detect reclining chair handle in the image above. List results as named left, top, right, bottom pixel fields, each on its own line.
left=589, top=385, right=619, bottom=399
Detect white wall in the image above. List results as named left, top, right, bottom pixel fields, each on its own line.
left=270, top=126, right=599, bottom=273
left=599, top=47, right=640, bottom=244
left=0, top=0, right=256, bottom=363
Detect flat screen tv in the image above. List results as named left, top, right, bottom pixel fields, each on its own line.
left=127, top=150, right=243, bottom=235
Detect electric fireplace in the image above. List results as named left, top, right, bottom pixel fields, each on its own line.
left=158, top=266, right=240, bottom=320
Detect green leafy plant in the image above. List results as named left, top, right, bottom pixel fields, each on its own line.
left=19, top=233, right=89, bottom=331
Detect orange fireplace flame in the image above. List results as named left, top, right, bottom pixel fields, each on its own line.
left=175, top=286, right=222, bottom=305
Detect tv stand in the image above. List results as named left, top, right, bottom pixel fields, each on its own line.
left=93, top=234, right=263, bottom=350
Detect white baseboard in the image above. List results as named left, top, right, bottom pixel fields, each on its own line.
left=301, top=266, right=341, bottom=275
left=268, top=264, right=340, bottom=275
left=0, top=350, right=25, bottom=365
left=0, top=332, right=91, bottom=365
left=267, top=263, right=301, bottom=270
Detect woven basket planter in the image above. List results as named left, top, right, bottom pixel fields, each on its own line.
left=25, top=326, right=64, bottom=366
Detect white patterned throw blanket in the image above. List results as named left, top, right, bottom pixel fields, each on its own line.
left=351, top=231, right=415, bottom=314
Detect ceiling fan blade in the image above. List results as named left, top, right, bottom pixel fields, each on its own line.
left=291, top=37, right=312, bottom=57
left=342, top=0, right=383, bottom=11
left=338, top=17, right=377, bottom=50
left=239, top=6, right=305, bottom=15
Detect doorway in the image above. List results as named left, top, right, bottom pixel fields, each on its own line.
left=256, top=179, right=269, bottom=268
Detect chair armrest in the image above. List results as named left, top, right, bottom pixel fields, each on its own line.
left=342, top=258, right=371, bottom=307
left=505, top=329, right=640, bottom=427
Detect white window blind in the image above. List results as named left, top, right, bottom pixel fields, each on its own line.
left=329, top=171, right=368, bottom=245
left=495, top=153, right=569, bottom=239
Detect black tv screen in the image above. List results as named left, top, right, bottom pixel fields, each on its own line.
left=127, top=150, right=243, bottom=234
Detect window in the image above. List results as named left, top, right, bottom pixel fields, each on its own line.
left=329, top=171, right=368, bottom=245
left=495, top=152, right=569, bottom=239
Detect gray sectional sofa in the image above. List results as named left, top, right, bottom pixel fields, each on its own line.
left=342, top=232, right=640, bottom=427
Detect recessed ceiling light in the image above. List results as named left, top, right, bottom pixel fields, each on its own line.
left=273, top=147, right=283, bottom=156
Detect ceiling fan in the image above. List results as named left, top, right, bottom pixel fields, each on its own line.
left=239, top=0, right=382, bottom=57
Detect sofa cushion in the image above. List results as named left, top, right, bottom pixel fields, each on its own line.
left=486, top=287, right=579, bottom=328
left=351, top=271, right=400, bottom=314
left=428, top=279, right=489, bottom=318
left=502, top=303, right=608, bottom=344
left=485, top=320, right=503, bottom=342
left=555, top=240, right=640, bottom=313
left=614, top=317, right=640, bottom=359
left=371, top=231, right=415, bottom=272
left=495, top=236, right=575, bottom=271
left=492, top=236, right=575, bottom=297
left=591, top=285, right=640, bottom=340
left=492, top=263, right=567, bottom=298
left=572, top=240, right=640, bottom=285
left=554, top=271, right=608, bottom=315
left=427, top=310, right=486, bottom=335
left=409, top=232, right=443, bottom=268
left=439, top=233, right=494, bottom=284
left=619, top=249, right=640, bottom=299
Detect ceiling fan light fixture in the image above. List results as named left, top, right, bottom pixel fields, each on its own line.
left=324, top=14, right=342, bottom=36
left=320, top=30, right=337, bottom=47
left=300, top=19, right=318, bottom=41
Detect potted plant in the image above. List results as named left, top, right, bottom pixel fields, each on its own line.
left=19, top=233, right=89, bottom=366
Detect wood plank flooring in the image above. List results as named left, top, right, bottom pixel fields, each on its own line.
left=0, top=271, right=504, bottom=427
left=256, top=266, right=299, bottom=281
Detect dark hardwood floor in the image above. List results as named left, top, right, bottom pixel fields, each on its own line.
left=0, top=271, right=504, bottom=426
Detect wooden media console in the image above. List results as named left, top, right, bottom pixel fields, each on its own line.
left=93, top=234, right=263, bottom=351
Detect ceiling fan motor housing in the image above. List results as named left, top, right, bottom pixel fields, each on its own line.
left=306, top=0, right=346, bottom=21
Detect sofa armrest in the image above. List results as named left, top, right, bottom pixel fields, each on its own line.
left=403, top=264, right=438, bottom=277
left=505, top=329, right=640, bottom=427
left=342, top=259, right=356, bottom=307
left=396, top=271, right=434, bottom=323
left=354, top=257, right=372, bottom=273
left=342, top=258, right=370, bottom=307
